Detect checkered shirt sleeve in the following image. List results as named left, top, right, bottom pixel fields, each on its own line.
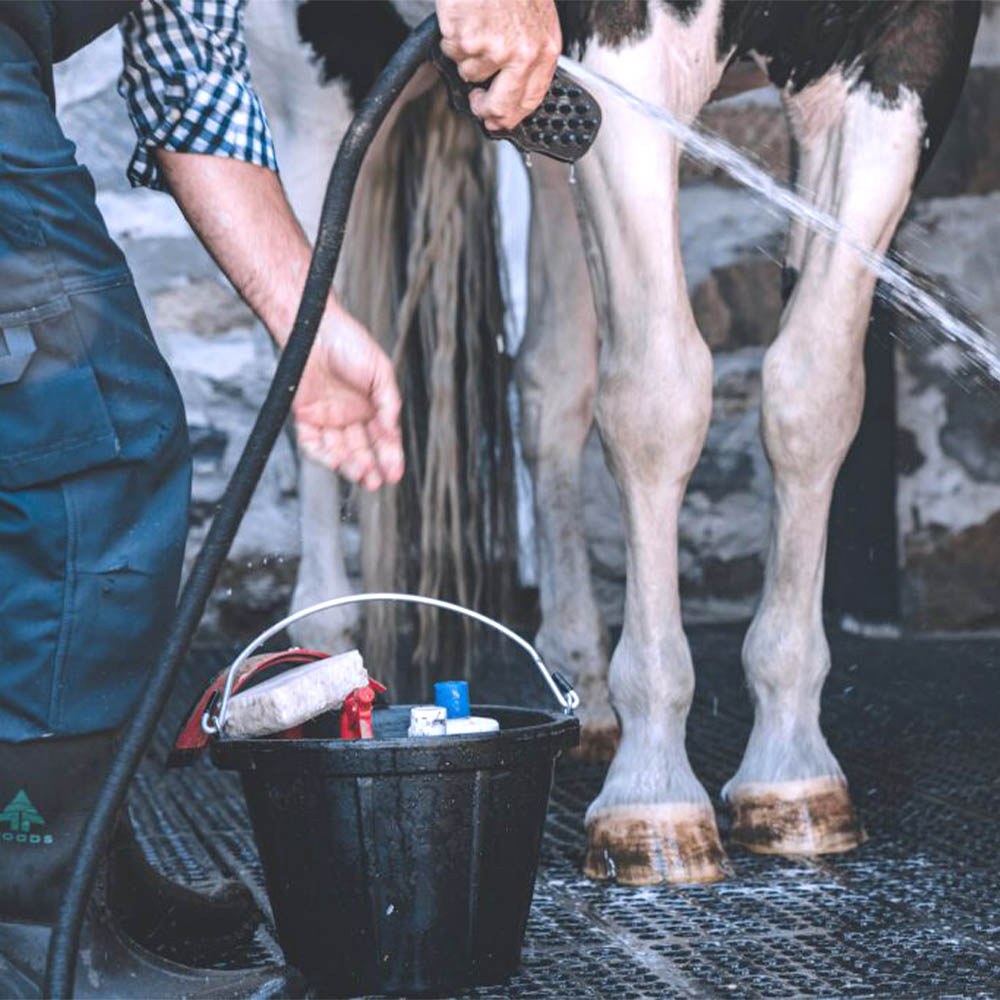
left=118, top=0, right=278, bottom=190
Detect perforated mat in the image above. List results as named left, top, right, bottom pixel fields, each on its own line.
left=132, top=627, right=1000, bottom=998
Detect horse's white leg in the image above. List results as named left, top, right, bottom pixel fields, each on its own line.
left=515, top=156, right=613, bottom=758
left=725, top=75, right=924, bottom=853
left=574, top=1, right=728, bottom=885
left=286, top=459, right=358, bottom=650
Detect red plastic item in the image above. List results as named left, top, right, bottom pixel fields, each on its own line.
left=169, top=649, right=329, bottom=765
left=340, top=680, right=388, bottom=740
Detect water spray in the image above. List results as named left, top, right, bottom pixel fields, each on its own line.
left=560, top=55, right=1000, bottom=387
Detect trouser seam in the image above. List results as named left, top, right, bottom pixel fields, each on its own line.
left=60, top=271, right=133, bottom=299
left=49, top=481, right=78, bottom=729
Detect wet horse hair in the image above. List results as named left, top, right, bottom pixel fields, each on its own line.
left=297, top=0, right=518, bottom=688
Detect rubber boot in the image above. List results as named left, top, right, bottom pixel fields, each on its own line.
left=107, top=810, right=263, bottom=966
left=0, top=900, right=305, bottom=999
left=0, top=732, right=304, bottom=998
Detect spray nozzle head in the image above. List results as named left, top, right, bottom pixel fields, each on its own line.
left=432, top=51, right=602, bottom=164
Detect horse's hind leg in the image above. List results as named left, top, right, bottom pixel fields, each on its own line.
left=725, top=73, right=928, bottom=854
left=244, top=1, right=359, bottom=651
left=515, top=155, right=614, bottom=760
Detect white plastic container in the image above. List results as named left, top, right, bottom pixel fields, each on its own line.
left=445, top=716, right=500, bottom=736
left=408, top=705, right=447, bottom=737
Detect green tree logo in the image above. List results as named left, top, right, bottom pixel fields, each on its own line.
left=0, top=790, right=44, bottom=834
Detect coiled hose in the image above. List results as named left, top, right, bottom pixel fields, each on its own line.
left=44, top=14, right=441, bottom=997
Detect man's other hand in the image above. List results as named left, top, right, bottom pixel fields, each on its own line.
left=438, top=0, right=560, bottom=131
left=293, top=303, right=404, bottom=491
left=155, top=151, right=404, bottom=492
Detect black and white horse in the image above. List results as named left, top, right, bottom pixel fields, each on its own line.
left=248, top=0, right=979, bottom=885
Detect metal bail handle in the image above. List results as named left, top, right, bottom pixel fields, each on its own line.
left=203, top=592, right=579, bottom=734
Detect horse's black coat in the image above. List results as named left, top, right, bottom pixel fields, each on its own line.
left=719, top=1, right=980, bottom=172
left=298, top=1, right=978, bottom=177
left=558, top=1, right=655, bottom=55
left=556, top=1, right=978, bottom=177
left=297, top=0, right=409, bottom=107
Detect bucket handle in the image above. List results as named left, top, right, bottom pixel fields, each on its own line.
left=203, top=592, right=580, bottom=734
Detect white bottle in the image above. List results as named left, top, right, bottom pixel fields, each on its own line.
left=408, top=705, right=447, bottom=737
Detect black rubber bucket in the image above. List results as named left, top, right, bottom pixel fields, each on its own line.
left=206, top=594, right=580, bottom=998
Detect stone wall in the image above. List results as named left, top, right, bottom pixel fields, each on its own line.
left=52, top=3, right=1000, bottom=640
left=892, top=2, right=1000, bottom=629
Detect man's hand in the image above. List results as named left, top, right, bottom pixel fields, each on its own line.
left=293, top=304, right=403, bottom=491
left=155, top=151, right=404, bottom=490
left=438, top=0, right=560, bottom=131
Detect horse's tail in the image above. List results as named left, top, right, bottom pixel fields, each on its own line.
left=340, top=83, right=518, bottom=694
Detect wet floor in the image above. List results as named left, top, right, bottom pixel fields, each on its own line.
left=133, top=627, right=999, bottom=998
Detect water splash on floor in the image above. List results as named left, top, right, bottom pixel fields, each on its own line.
left=559, top=55, right=1000, bottom=387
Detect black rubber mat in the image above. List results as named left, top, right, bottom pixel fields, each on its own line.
left=132, top=627, right=1000, bottom=998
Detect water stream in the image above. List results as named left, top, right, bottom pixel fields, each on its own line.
left=559, top=54, right=1000, bottom=387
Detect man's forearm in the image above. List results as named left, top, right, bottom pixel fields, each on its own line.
left=155, top=150, right=311, bottom=344
left=153, top=148, right=404, bottom=490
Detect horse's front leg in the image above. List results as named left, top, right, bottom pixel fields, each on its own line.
left=573, top=0, right=728, bottom=885
left=725, top=75, right=926, bottom=855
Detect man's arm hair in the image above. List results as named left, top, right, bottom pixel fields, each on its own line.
left=155, top=151, right=308, bottom=344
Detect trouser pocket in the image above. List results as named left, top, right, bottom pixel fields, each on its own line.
left=0, top=296, right=120, bottom=490
left=0, top=153, right=124, bottom=489
left=0, top=323, right=34, bottom=384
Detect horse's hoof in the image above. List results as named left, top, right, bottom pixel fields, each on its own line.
left=726, top=776, right=867, bottom=855
left=584, top=804, right=728, bottom=885
left=571, top=713, right=620, bottom=762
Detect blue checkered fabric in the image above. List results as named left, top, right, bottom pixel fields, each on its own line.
left=118, top=0, right=277, bottom=190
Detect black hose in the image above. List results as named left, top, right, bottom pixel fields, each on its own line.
left=44, top=14, right=441, bottom=997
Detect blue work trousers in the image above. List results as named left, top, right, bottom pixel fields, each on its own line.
left=0, top=20, right=191, bottom=741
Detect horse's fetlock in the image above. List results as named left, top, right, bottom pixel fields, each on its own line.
left=743, top=619, right=829, bottom=708
left=610, top=652, right=694, bottom=722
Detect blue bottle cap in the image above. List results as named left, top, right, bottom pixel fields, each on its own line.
left=434, top=680, right=470, bottom=719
